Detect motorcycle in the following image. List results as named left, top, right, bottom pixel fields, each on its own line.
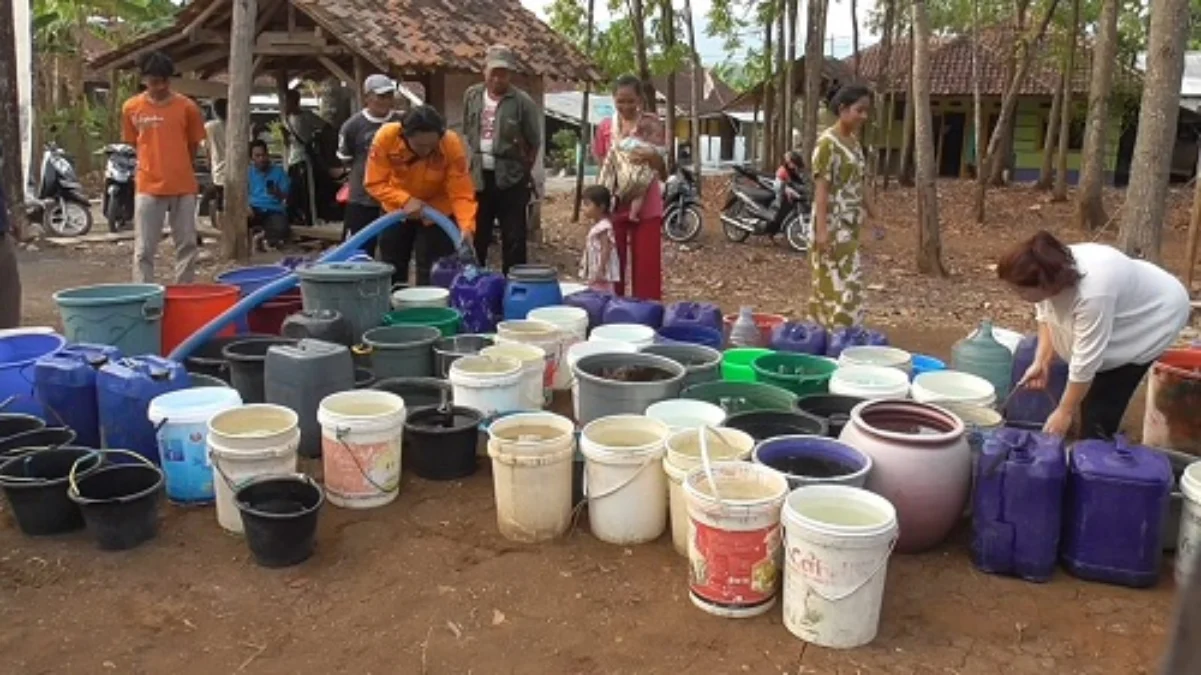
left=99, top=143, right=136, bottom=232
left=662, top=164, right=703, bottom=243
left=719, top=163, right=811, bottom=253
left=27, top=142, right=93, bottom=237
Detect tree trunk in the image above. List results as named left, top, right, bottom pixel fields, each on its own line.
left=572, top=0, right=598, bottom=222
left=784, top=0, right=798, bottom=155
left=873, top=0, right=896, bottom=184
left=851, top=0, right=860, bottom=78
left=774, top=0, right=787, bottom=159
left=898, top=25, right=916, bottom=187
left=761, top=12, right=776, bottom=171
left=1075, top=0, right=1119, bottom=231
left=911, top=0, right=947, bottom=277
left=801, top=0, right=828, bottom=159
left=660, top=0, right=677, bottom=170
left=223, top=0, right=257, bottom=261
left=0, top=0, right=29, bottom=236
left=629, top=0, right=656, bottom=110
left=682, top=0, right=702, bottom=184
left=971, top=0, right=982, bottom=185
left=1036, top=73, right=1064, bottom=190
left=1118, top=0, right=1190, bottom=263
left=1052, top=0, right=1081, bottom=202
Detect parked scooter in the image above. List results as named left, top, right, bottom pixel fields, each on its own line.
left=719, top=163, right=811, bottom=253
left=26, top=142, right=93, bottom=237
left=99, top=143, right=136, bottom=232
left=662, top=164, right=703, bottom=243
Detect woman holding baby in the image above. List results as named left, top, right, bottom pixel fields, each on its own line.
left=592, top=74, right=666, bottom=300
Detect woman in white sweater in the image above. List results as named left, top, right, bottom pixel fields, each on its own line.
left=997, top=230, right=1191, bottom=439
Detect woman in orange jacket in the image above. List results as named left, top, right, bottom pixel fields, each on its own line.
left=364, top=105, right=478, bottom=285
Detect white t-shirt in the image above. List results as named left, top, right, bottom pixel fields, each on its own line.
left=1036, top=243, right=1190, bottom=383
left=204, top=119, right=226, bottom=186
left=480, top=93, right=499, bottom=171
left=580, top=219, right=621, bottom=283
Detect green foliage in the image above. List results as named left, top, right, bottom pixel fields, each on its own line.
left=550, top=128, right=580, bottom=171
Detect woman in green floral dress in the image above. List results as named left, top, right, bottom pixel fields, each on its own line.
left=810, top=84, right=877, bottom=329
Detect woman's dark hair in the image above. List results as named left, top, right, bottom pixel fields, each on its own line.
left=612, top=74, right=643, bottom=95
left=214, top=98, right=228, bottom=120
left=828, top=84, right=873, bottom=114
left=249, top=139, right=269, bottom=154
left=401, top=104, right=446, bottom=135
left=138, top=51, right=174, bottom=78
left=996, top=230, right=1083, bottom=292
left=582, top=185, right=612, bottom=214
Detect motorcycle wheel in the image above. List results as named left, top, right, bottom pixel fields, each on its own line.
left=664, top=204, right=703, bottom=243
left=783, top=211, right=813, bottom=254
left=721, top=203, right=751, bottom=243
left=45, top=199, right=93, bottom=237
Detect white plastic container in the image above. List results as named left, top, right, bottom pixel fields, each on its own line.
left=391, top=286, right=450, bottom=310
left=645, top=399, right=727, bottom=431
left=149, top=387, right=243, bottom=504
left=580, top=415, right=670, bottom=545
left=1176, top=462, right=1201, bottom=586
left=829, top=365, right=911, bottom=400
left=528, top=306, right=589, bottom=391
left=487, top=412, right=577, bottom=543
left=448, top=355, right=525, bottom=419
left=495, top=319, right=561, bottom=401
left=590, top=323, right=656, bottom=349
left=207, top=404, right=301, bottom=533
left=838, top=346, right=913, bottom=375
left=566, top=340, right=638, bottom=419
left=663, top=427, right=755, bottom=556
left=782, top=484, right=899, bottom=648
left=317, top=390, right=406, bottom=509
left=911, top=370, right=997, bottom=408
left=684, top=461, right=790, bottom=617
left=481, top=344, right=547, bottom=411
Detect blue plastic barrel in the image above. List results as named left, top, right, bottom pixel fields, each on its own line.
left=602, top=297, right=665, bottom=327
left=52, top=284, right=164, bottom=356
left=97, top=356, right=189, bottom=463
left=0, top=333, right=67, bottom=419
left=663, top=302, right=722, bottom=332
left=216, top=265, right=290, bottom=332
left=657, top=325, right=724, bottom=350
left=910, top=354, right=947, bottom=380
left=147, top=387, right=242, bottom=503
left=34, top=343, right=122, bottom=446
left=503, top=265, right=562, bottom=320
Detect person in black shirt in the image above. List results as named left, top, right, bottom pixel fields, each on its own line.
left=338, top=75, right=404, bottom=257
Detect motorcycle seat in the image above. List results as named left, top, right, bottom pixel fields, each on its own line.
left=741, top=185, right=776, bottom=204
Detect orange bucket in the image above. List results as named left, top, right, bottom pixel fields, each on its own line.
left=1143, top=349, right=1201, bottom=457
left=162, top=285, right=239, bottom=355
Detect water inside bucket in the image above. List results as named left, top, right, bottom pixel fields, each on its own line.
left=694, top=475, right=778, bottom=500
left=252, top=497, right=307, bottom=514
left=492, top=424, right=565, bottom=442
left=323, top=399, right=401, bottom=417
left=797, top=496, right=889, bottom=527
left=596, top=366, right=673, bottom=382
left=588, top=429, right=661, bottom=448
left=770, top=456, right=855, bottom=478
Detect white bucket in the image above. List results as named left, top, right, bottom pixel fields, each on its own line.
left=480, top=344, right=547, bottom=411
left=664, top=427, right=755, bottom=556
left=781, top=484, right=899, bottom=649
left=487, top=412, right=576, bottom=543
left=580, top=415, right=670, bottom=544
left=391, top=286, right=450, bottom=310
left=829, top=365, right=911, bottom=400
left=317, top=390, right=406, bottom=509
left=645, top=399, right=727, bottom=431
left=1176, top=462, right=1201, bottom=586
left=495, top=320, right=561, bottom=400
left=528, top=306, right=589, bottom=391
left=149, top=387, right=243, bottom=504
left=838, top=346, right=913, bottom=375
left=448, top=355, right=525, bottom=419
left=683, top=461, right=790, bottom=617
left=911, top=370, right=997, bottom=408
left=566, top=340, right=638, bottom=419
left=590, top=323, right=656, bottom=349
left=207, top=404, right=301, bottom=533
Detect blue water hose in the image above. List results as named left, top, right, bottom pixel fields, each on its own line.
left=168, top=207, right=466, bottom=361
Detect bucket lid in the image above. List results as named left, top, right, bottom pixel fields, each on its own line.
left=148, top=387, right=243, bottom=424
left=297, top=261, right=395, bottom=281
left=507, top=264, right=559, bottom=283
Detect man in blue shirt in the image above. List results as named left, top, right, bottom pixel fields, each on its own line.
left=248, top=139, right=290, bottom=251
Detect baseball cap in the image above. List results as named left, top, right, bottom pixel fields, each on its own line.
left=363, top=74, right=396, bottom=95
left=484, top=44, right=518, bottom=73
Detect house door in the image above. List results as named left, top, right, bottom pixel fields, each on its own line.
left=940, top=113, right=966, bottom=177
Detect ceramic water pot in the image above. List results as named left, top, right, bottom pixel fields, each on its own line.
left=838, top=399, right=970, bottom=553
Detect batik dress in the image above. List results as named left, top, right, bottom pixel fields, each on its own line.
left=808, top=128, right=867, bottom=329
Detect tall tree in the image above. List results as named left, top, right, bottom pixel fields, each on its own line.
left=572, top=0, right=599, bottom=222
left=784, top=0, right=798, bottom=155
left=873, top=0, right=896, bottom=185
left=774, top=0, right=787, bottom=159
left=761, top=4, right=776, bottom=170
left=1036, top=73, right=1064, bottom=189
left=1118, top=0, right=1190, bottom=263
left=1, top=0, right=28, bottom=235
left=1075, top=0, right=1120, bottom=231
left=851, top=0, right=860, bottom=78
left=627, top=0, right=657, bottom=109
left=1052, top=0, right=1081, bottom=202
left=660, top=0, right=677, bottom=170
left=898, top=24, right=916, bottom=186
left=971, top=0, right=983, bottom=187
left=223, top=0, right=257, bottom=261
left=912, top=0, right=947, bottom=276
left=801, top=0, right=829, bottom=159
left=682, top=0, right=702, bottom=178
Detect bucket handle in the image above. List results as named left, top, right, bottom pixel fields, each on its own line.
left=2, top=449, right=102, bottom=484
left=696, top=424, right=724, bottom=503
left=68, top=449, right=155, bottom=496
left=801, top=536, right=898, bottom=603
left=333, top=426, right=396, bottom=495
left=143, top=300, right=164, bottom=321
left=581, top=454, right=657, bottom=503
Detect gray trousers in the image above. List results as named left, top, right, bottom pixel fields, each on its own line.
left=0, top=232, right=20, bottom=329
left=134, top=194, right=198, bottom=284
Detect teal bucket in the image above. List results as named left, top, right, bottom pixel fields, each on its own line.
left=296, top=262, right=394, bottom=342
left=53, top=284, right=165, bottom=357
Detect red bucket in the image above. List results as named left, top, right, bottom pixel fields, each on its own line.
left=247, top=289, right=303, bottom=336
left=162, top=285, right=239, bottom=355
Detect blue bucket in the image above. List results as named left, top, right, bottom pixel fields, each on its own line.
left=911, top=354, right=946, bottom=380
left=216, top=266, right=290, bottom=332
left=0, top=333, right=67, bottom=419
left=147, top=387, right=243, bottom=503
left=53, top=284, right=165, bottom=357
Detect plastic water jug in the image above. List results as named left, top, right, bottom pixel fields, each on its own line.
left=972, top=428, right=1067, bottom=582
left=281, top=309, right=355, bottom=346
left=825, top=326, right=888, bottom=357
left=951, top=320, right=1015, bottom=402
left=1062, top=436, right=1172, bottom=588
left=503, top=264, right=562, bottom=320
left=451, top=270, right=506, bottom=333
left=33, top=343, right=122, bottom=448
left=265, top=339, right=355, bottom=458
left=770, top=321, right=828, bottom=355
left=663, top=302, right=722, bottom=332
left=563, top=290, right=612, bottom=330
left=431, top=256, right=464, bottom=289
left=728, top=307, right=762, bottom=348
left=1005, top=334, right=1068, bottom=426
left=603, top=297, right=665, bottom=328
left=97, top=356, right=188, bottom=463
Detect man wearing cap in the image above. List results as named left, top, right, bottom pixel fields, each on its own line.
left=338, top=74, right=405, bottom=256
left=462, top=44, right=542, bottom=273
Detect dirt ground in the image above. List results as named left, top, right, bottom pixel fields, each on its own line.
left=2, top=181, right=1194, bottom=674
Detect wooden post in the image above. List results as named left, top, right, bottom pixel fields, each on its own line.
left=353, top=55, right=367, bottom=110
left=570, top=0, right=597, bottom=223
left=223, top=0, right=257, bottom=261
left=1186, top=143, right=1201, bottom=293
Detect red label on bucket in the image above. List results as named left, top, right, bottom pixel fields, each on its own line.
left=689, top=521, right=781, bottom=607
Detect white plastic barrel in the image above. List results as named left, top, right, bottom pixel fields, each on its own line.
left=911, top=370, right=997, bottom=408
left=207, top=404, right=301, bottom=533
left=448, top=355, right=525, bottom=419
left=487, top=412, right=576, bottom=543
left=149, top=387, right=242, bottom=504
left=480, top=344, right=547, bottom=411
left=663, top=427, right=755, bottom=556
left=829, top=365, right=911, bottom=400
left=317, top=390, right=406, bottom=509
left=1176, top=462, right=1201, bottom=586
left=528, top=306, right=589, bottom=391
left=590, top=323, right=656, bottom=349
left=782, top=484, right=899, bottom=648
left=580, top=415, right=670, bottom=545
left=495, top=319, right=561, bottom=401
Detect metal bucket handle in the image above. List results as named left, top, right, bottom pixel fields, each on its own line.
left=68, top=448, right=155, bottom=496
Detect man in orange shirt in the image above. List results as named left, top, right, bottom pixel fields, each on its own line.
left=364, top=105, right=477, bottom=286
left=122, top=51, right=206, bottom=283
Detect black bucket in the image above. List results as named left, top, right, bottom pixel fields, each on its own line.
left=186, top=333, right=272, bottom=381
left=0, top=414, right=46, bottom=442
left=68, top=449, right=164, bottom=551
left=795, top=394, right=866, bottom=438
left=724, top=409, right=828, bottom=442
left=222, top=338, right=298, bottom=404
left=354, top=367, right=377, bottom=389
left=405, top=405, right=483, bottom=481
left=0, top=427, right=78, bottom=460
left=0, top=447, right=101, bottom=536
left=235, top=474, right=324, bottom=568
left=372, top=377, right=452, bottom=408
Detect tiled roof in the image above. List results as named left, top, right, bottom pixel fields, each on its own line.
left=650, top=64, right=745, bottom=115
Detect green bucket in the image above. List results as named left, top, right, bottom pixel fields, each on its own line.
left=720, top=348, right=771, bottom=382
left=751, top=352, right=838, bottom=396
left=382, top=307, right=462, bottom=337
left=52, top=284, right=165, bottom=356
left=296, top=262, right=394, bottom=342
left=680, top=380, right=798, bottom=415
